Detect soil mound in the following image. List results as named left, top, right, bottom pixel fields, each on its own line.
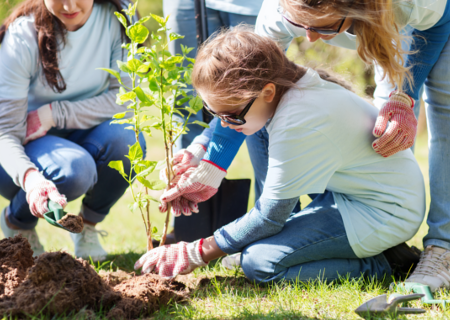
left=0, top=251, right=121, bottom=316
left=0, top=237, right=189, bottom=319
left=57, top=214, right=84, bottom=233
left=0, top=235, right=34, bottom=298
left=108, top=273, right=188, bottom=319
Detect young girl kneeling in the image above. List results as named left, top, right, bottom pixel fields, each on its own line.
left=135, top=27, right=425, bottom=282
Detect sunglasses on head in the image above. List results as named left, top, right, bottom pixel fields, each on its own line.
left=202, top=98, right=257, bottom=126
left=282, top=0, right=355, bottom=35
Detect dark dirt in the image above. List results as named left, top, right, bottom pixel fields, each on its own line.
left=0, top=236, right=189, bottom=319
left=57, top=214, right=84, bottom=233
left=108, top=274, right=189, bottom=319
left=0, top=235, right=34, bottom=298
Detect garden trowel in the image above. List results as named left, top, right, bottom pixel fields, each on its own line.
left=393, top=282, right=450, bottom=306
left=43, top=200, right=83, bottom=233
left=355, top=293, right=425, bottom=318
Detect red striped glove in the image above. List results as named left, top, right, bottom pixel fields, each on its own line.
left=134, top=239, right=207, bottom=278
left=24, top=104, right=55, bottom=145
left=24, top=170, right=67, bottom=218
left=372, top=92, right=416, bottom=157
left=159, top=160, right=226, bottom=216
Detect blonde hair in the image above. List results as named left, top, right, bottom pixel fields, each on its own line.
left=192, top=26, right=351, bottom=108
left=281, top=0, right=412, bottom=91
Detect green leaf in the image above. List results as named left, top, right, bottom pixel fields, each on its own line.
left=148, top=76, right=160, bottom=92
left=135, top=160, right=157, bottom=176
left=192, top=120, right=210, bottom=128
left=128, top=141, right=143, bottom=161
left=134, top=86, right=152, bottom=103
left=176, top=97, right=190, bottom=106
left=152, top=234, right=161, bottom=241
left=144, top=194, right=160, bottom=203
left=169, top=32, right=184, bottom=41
left=113, top=112, right=128, bottom=119
left=156, top=160, right=166, bottom=170
left=126, top=59, right=141, bottom=72
left=128, top=24, right=149, bottom=44
left=118, top=91, right=136, bottom=103
left=167, top=56, right=184, bottom=64
left=136, top=64, right=150, bottom=73
left=117, top=60, right=131, bottom=73
left=98, top=68, right=121, bottom=82
left=108, top=160, right=126, bottom=178
left=111, top=119, right=132, bottom=125
left=189, top=95, right=203, bottom=112
left=114, top=12, right=127, bottom=29
left=152, top=226, right=158, bottom=234
left=138, top=16, right=150, bottom=24
left=150, top=14, right=166, bottom=26
left=184, top=106, right=196, bottom=114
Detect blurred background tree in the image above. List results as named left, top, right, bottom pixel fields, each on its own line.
left=0, top=0, right=425, bottom=132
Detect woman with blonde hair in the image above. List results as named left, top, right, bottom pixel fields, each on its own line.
left=156, top=0, right=450, bottom=291
left=135, top=28, right=425, bottom=282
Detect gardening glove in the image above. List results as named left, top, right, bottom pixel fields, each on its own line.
left=159, top=160, right=226, bottom=216
left=24, top=104, right=55, bottom=145
left=372, top=91, right=416, bottom=157
left=24, top=169, right=67, bottom=218
left=134, top=239, right=208, bottom=278
left=159, top=144, right=206, bottom=182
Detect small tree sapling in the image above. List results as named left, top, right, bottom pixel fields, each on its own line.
left=100, top=2, right=207, bottom=251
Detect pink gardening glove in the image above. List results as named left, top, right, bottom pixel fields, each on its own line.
left=159, top=160, right=226, bottom=216
left=134, top=239, right=207, bottom=278
left=372, top=91, right=416, bottom=157
left=159, top=144, right=206, bottom=182
left=24, top=170, right=67, bottom=218
left=24, top=104, right=55, bottom=145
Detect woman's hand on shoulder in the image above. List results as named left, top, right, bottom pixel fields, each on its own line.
left=372, top=92, right=417, bottom=157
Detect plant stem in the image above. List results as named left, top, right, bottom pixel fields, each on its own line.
left=145, top=187, right=153, bottom=251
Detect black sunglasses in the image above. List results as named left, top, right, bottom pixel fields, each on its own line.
left=203, top=98, right=256, bottom=126
left=282, top=0, right=355, bottom=35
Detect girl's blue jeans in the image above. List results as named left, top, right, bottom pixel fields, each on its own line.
left=0, top=120, right=146, bottom=230
left=374, top=26, right=450, bottom=251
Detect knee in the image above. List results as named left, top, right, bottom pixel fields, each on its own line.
left=241, top=245, right=281, bottom=283
left=52, top=153, right=97, bottom=201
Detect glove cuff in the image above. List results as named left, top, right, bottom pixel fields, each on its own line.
left=38, top=103, right=56, bottom=128
left=187, top=239, right=208, bottom=267
left=23, top=170, right=48, bottom=192
left=389, top=91, right=414, bottom=109
left=187, top=144, right=206, bottom=161
left=196, top=160, right=227, bottom=189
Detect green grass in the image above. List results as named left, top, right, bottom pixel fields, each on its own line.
left=2, top=130, right=449, bottom=320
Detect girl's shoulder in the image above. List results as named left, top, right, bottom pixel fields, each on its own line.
left=2, top=15, right=38, bottom=58
left=6, top=14, right=37, bottom=41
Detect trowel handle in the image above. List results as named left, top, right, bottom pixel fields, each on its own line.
left=48, top=200, right=65, bottom=220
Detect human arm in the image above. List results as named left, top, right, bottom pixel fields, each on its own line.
left=159, top=121, right=246, bottom=215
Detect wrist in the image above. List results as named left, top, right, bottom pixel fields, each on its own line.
left=23, top=170, right=47, bottom=192
left=38, top=103, right=56, bottom=128
left=187, top=143, right=206, bottom=159
left=389, top=91, right=414, bottom=109
left=196, top=160, right=227, bottom=188
left=187, top=239, right=208, bottom=267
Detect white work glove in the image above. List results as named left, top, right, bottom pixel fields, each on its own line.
left=160, top=143, right=206, bottom=182
left=24, top=170, right=67, bottom=218
left=24, top=104, right=55, bottom=145
left=159, top=160, right=226, bottom=216
left=134, top=239, right=207, bottom=278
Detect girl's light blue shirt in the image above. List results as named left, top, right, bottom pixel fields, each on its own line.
left=213, top=69, right=426, bottom=258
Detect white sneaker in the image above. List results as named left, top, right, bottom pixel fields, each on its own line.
left=0, top=207, right=45, bottom=257
left=405, top=245, right=450, bottom=292
left=71, top=224, right=108, bottom=261
left=222, top=253, right=242, bottom=270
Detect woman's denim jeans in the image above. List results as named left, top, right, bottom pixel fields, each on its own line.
left=0, top=120, right=146, bottom=229
left=240, top=192, right=392, bottom=283
left=374, top=26, right=450, bottom=251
